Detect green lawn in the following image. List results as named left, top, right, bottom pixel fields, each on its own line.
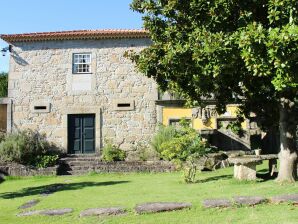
left=0, top=163, right=297, bottom=224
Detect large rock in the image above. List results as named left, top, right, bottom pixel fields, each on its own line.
left=17, top=208, right=73, bottom=216
left=135, top=202, right=192, bottom=214
left=271, top=194, right=298, bottom=204
left=202, top=199, right=231, bottom=208
left=80, top=207, right=126, bottom=217
left=233, top=196, right=267, bottom=206
left=18, top=199, right=40, bottom=209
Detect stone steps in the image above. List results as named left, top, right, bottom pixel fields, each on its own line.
left=56, top=156, right=176, bottom=175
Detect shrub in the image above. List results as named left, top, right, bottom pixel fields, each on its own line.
left=151, top=124, right=176, bottom=154
left=101, top=142, right=126, bottom=162
left=34, top=155, right=59, bottom=168
left=134, top=142, right=159, bottom=161
left=159, top=122, right=211, bottom=161
left=0, top=130, right=59, bottom=167
left=152, top=119, right=218, bottom=183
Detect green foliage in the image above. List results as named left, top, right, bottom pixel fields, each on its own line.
left=34, top=155, right=59, bottom=168
left=152, top=119, right=216, bottom=183
left=0, top=130, right=59, bottom=167
left=158, top=120, right=214, bottom=162
left=226, top=120, right=245, bottom=136
left=0, top=72, right=8, bottom=97
left=129, top=0, right=298, bottom=130
left=101, top=141, right=126, bottom=162
left=132, top=142, right=158, bottom=161
left=151, top=124, right=176, bottom=154
left=183, top=156, right=198, bottom=183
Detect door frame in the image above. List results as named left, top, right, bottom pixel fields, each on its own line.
left=67, top=114, right=96, bottom=154
left=61, top=106, right=102, bottom=154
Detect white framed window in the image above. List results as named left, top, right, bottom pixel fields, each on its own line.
left=73, top=53, right=91, bottom=74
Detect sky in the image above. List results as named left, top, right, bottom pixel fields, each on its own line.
left=0, top=0, right=144, bottom=72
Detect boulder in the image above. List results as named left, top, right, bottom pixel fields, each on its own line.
left=135, top=202, right=191, bottom=214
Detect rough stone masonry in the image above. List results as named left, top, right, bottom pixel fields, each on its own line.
left=7, top=37, right=158, bottom=156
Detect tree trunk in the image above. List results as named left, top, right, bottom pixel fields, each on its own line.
left=276, top=97, right=297, bottom=183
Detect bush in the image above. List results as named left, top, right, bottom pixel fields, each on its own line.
left=158, top=121, right=212, bottom=161
left=152, top=119, right=218, bottom=183
left=0, top=130, right=60, bottom=167
left=101, top=142, right=126, bottom=162
left=151, top=124, right=176, bottom=154
left=34, top=155, right=59, bottom=168
left=133, top=142, right=159, bottom=161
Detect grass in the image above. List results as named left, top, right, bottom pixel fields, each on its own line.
left=0, top=162, right=297, bottom=224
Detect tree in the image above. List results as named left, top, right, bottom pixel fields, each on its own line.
left=0, top=72, right=8, bottom=97
left=129, top=0, right=298, bottom=182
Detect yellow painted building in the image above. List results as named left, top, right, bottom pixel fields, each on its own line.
left=156, top=99, right=254, bottom=151
left=162, top=105, right=248, bottom=130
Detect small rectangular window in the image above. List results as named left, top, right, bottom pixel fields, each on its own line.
left=31, top=102, right=51, bottom=113
left=117, top=103, right=131, bottom=108
left=113, top=99, right=135, bottom=111
left=34, top=106, right=47, bottom=110
left=73, top=53, right=91, bottom=74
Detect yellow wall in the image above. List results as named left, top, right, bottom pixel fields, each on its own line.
left=162, top=105, right=247, bottom=130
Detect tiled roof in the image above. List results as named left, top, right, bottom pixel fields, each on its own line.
left=0, top=29, right=149, bottom=43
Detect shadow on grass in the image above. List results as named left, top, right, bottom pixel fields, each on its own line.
left=257, top=172, right=278, bottom=182
left=197, top=174, right=233, bottom=183
left=0, top=181, right=130, bottom=199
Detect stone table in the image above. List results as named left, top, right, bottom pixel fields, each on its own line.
left=228, top=154, right=278, bottom=180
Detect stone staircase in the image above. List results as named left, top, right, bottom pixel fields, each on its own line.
left=57, top=155, right=100, bottom=175
left=57, top=155, right=176, bottom=175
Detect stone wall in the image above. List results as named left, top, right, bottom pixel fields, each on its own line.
left=8, top=38, right=158, bottom=155
left=0, top=161, right=175, bottom=177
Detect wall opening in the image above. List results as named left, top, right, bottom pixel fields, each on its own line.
left=0, top=104, right=7, bottom=132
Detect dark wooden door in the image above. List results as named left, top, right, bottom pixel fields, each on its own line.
left=68, top=114, right=95, bottom=154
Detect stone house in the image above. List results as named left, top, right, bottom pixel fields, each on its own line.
left=0, top=30, right=158, bottom=156
left=0, top=29, right=259, bottom=157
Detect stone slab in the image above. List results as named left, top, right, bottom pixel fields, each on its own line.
left=17, top=208, right=73, bottom=216
left=271, top=194, right=298, bottom=204
left=202, top=199, right=231, bottom=208
left=233, top=196, right=266, bottom=206
left=234, top=163, right=257, bottom=180
left=80, top=207, right=126, bottom=217
left=18, top=199, right=40, bottom=209
left=135, top=202, right=192, bottom=214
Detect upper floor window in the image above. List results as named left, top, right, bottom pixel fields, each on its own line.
left=73, top=53, right=91, bottom=74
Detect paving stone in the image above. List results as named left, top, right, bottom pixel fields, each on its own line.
left=202, top=199, right=231, bottom=208
left=80, top=207, right=126, bottom=217
left=17, top=210, right=42, bottom=217
left=135, top=202, right=192, bottom=214
left=17, top=208, right=73, bottom=217
left=271, top=194, right=298, bottom=204
left=233, top=196, right=267, bottom=206
left=40, top=208, right=73, bottom=216
left=18, top=199, right=40, bottom=209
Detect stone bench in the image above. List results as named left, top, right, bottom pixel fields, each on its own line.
left=228, top=154, right=278, bottom=180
